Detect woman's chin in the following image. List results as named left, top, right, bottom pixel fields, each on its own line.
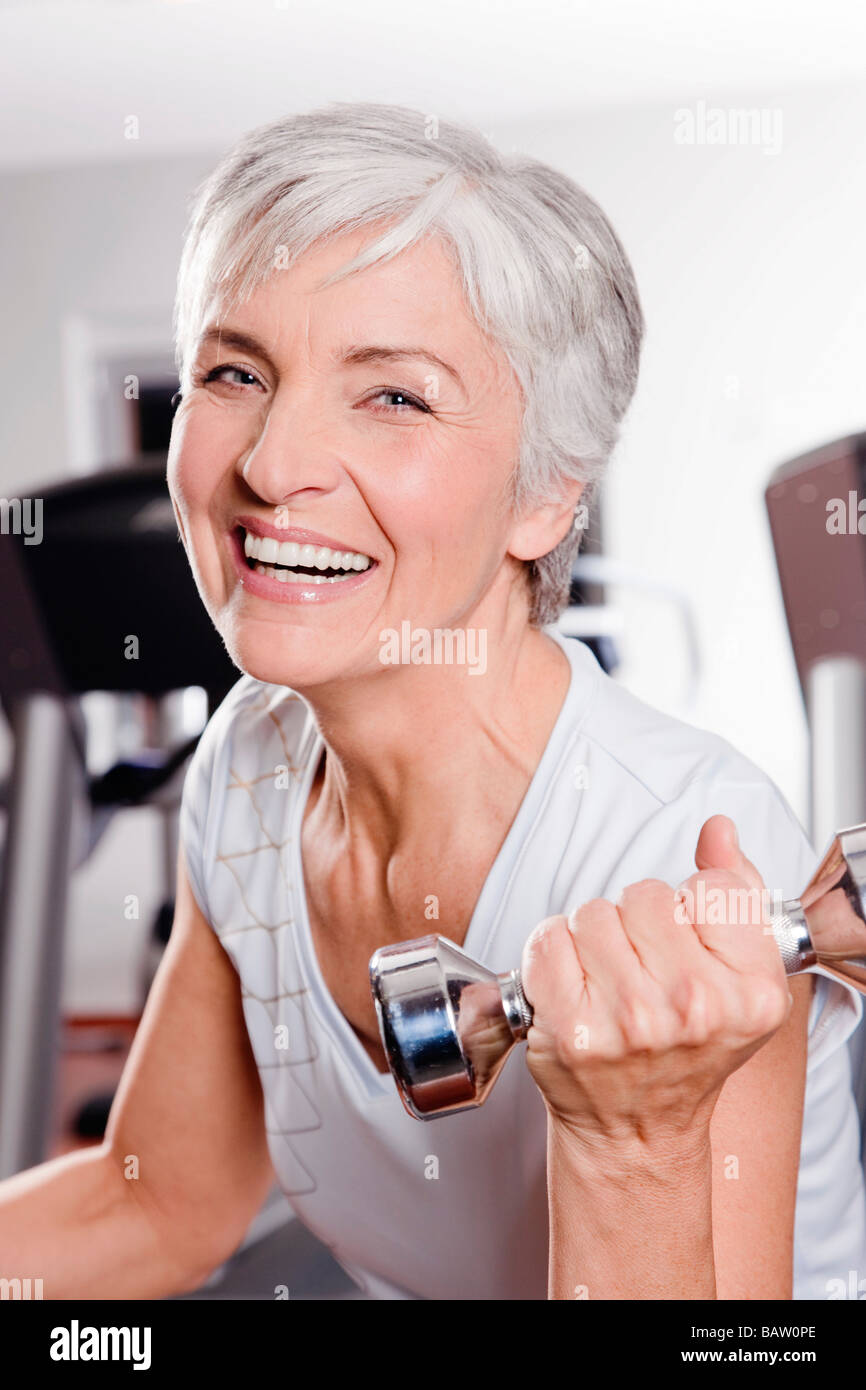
left=223, top=631, right=367, bottom=691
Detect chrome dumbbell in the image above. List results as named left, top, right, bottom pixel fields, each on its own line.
left=369, top=823, right=866, bottom=1121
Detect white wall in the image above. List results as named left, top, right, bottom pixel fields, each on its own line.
left=0, top=153, right=214, bottom=1012
left=2, top=81, right=863, bottom=1008
left=507, top=81, right=866, bottom=826
left=0, top=153, right=212, bottom=494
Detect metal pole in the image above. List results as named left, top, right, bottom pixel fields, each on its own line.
left=0, top=694, right=79, bottom=1178
left=155, top=692, right=185, bottom=892
left=806, top=656, right=866, bottom=1159
left=807, top=656, right=866, bottom=849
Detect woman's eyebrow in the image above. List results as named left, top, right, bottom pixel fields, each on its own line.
left=339, top=344, right=465, bottom=393
left=197, top=325, right=464, bottom=393
left=198, top=326, right=277, bottom=370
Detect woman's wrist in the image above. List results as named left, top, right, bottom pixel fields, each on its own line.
left=546, top=1113, right=716, bottom=1300
left=547, top=1110, right=714, bottom=1186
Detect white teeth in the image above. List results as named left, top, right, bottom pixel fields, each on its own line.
left=252, top=563, right=355, bottom=584
left=243, top=529, right=372, bottom=572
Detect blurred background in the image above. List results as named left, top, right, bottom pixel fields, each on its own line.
left=1, top=0, right=865, bottom=1297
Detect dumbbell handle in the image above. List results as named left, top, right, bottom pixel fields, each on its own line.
left=499, top=900, right=817, bottom=1039
left=371, top=825, right=866, bottom=1118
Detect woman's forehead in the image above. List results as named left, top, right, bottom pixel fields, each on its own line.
left=240, top=233, right=465, bottom=321
left=197, top=242, right=503, bottom=378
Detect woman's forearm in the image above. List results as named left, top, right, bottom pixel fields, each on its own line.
left=0, top=1144, right=201, bottom=1299
left=547, top=1117, right=716, bottom=1300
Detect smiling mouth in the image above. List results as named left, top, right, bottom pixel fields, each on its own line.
left=240, top=527, right=375, bottom=585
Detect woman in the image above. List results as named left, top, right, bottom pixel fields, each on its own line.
left=2, top=102, right=863, bottom=1301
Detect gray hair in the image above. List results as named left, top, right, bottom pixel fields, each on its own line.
left=173, top=102, right=644, bottom=625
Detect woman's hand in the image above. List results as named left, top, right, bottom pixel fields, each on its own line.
left=520, top=814, right=792, bottom=1160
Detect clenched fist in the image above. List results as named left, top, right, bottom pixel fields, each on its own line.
left=520, top=814, right=792, bottom=1155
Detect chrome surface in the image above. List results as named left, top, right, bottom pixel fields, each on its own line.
left=370, top=822, right=866, bottom=1119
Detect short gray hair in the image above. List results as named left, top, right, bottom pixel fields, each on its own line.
left=173, top=102, right=644, bottom=626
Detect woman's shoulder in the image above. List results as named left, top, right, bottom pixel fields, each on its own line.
left=196, top=672, right=314, bottom=767
left=179, top=673, right=316, bottom=922
left=551, top=639, right=820, bottom=913
left=182, top=672, right=316, bottom=831
left=573, top=656, right=759, bottom=807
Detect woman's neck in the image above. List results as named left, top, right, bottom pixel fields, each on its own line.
left=300, top=622, right=572, bottom=863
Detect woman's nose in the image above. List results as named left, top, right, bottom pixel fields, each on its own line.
left=236, top=392, right=344, bottom=506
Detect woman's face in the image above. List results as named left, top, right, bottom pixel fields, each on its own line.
left=167, top=226, right=556, bottom=689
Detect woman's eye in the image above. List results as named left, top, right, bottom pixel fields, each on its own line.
left=193, top=368, right=427, bottom=413
left=198, top=365, right=263, bottom=390
left=366, top=388, right=430, bottom=414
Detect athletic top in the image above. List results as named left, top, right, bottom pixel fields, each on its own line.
left=179, top=627, right=866, bottom=1300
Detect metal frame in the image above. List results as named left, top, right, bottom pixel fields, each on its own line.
left=0, top=694, right=82, bottom=1177
left=806, top=656, right=866, bottom=1152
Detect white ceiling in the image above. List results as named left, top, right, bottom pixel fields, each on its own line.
left=1, top=0, right=865, bottom=171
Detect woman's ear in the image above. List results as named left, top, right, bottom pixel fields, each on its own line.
left=508, top=480, right=585, bottom=563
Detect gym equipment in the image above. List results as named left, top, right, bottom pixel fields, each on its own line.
left=766, top=432, right=866, bottom=849
left=369, top=821, right=866, bottom=1119
left=766, top=430, right=866, bottom=1155
left=0, top=460, right=237, bottom=1178
left=564, top=555, right=702, bottom=718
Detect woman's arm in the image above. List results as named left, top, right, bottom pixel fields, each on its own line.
left=545, top=973, right=811, bottom=1300
left=547, top=1118, right=715, bottom=1299
left=709, top=972, right=811, bottom=1298
left=522, top=815, right=798, bottom=1300
left=0, top=846, right=275, bottom=1298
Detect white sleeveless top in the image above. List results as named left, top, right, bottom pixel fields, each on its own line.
left=179, top=628, right=866, bottom=1300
